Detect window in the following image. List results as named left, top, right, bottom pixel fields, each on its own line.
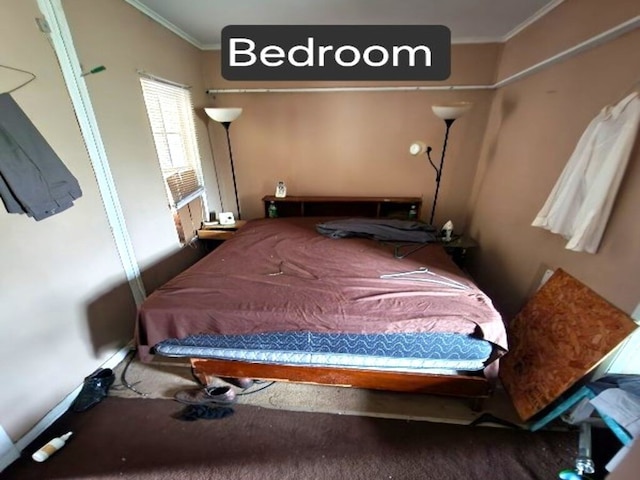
left=140, top=76, right=206, bottom=243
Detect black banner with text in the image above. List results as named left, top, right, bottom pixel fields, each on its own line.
left=221, top=25, right=451, bottom=81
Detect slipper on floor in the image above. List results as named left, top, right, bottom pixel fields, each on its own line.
left=221, top=377, right=254, bottom=389
left=174, top=386, right=237, bottom=405
left=173, top=405, right=234, bottom=421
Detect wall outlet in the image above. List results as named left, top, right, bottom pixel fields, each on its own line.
left=538, top=268, right=555, bottom=290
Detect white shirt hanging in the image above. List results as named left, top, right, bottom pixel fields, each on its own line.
left=532, top=92, right=640, bottom=253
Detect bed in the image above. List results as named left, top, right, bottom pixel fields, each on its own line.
left=136, top=204, right=507, bottom=402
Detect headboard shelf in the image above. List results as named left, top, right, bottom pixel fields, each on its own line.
left=261, top=195, right=422, bottom=219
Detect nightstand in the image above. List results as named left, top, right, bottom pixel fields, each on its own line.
left=439, top=235, right=478, bottom=269
left=197, top=220, right=247, bottom=248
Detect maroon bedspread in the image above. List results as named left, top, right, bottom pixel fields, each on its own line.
left=136, top=218, right=506, bottom=376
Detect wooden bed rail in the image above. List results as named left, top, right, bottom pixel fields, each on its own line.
left=190, top=358, right=491, bottom=398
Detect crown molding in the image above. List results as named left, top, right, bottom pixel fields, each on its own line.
left=205, top=14, right=640, bottom=94
left=502, top=0, right=565, bottom=42
left=200, top=36, right=503, bottom=51
left=495, top=14, right=640, bottom=88
left=452, top=36, right=502, bottom=45
left=124, top=0, right=204, bottom=49
left=126, top=0, right=565, bottom=51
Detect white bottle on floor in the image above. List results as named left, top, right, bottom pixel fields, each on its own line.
left=32, top=432, right=72, bottom=462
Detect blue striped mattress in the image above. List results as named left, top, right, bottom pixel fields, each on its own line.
left=153, top=331, right=494, bottom=372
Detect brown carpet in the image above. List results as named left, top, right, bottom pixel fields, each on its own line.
left=1, top=397, right=617, bottom=480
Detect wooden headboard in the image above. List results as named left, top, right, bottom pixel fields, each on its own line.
left=261, top=195, right=422, bottom=219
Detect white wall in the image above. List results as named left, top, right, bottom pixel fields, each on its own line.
left=0, top=0, right=212, bottom=448
left=607, top=303, right=640, bottom=375
left=63, top=0, right=220, bottom=269
left=0, top=0, right=136, bottom=440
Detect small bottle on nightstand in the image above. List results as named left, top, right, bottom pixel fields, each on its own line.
left=408, top=204, right=418, bottom=220
left=268, top=201, right=278, bottom=218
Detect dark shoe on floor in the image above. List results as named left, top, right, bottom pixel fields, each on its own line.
left=174, top=386, right=237, bottom=406
left=173, top=405, right=234, bottom=421
left=70, top=368, right=115, bottom=412
left=221, top=377, right=254, bottom=389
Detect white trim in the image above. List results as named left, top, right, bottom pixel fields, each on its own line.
left=502, top=0, right=565, bottom=42
left=206, top=84, right=492, bottom=94
left=38, top=0, right=147, bottom=307
left=14, top=344, right=134, bottom=454
left=201, top=36, right=503, bottom=51
left=452, top=36, right=502, bottom=45
left=206, top=15, right=640, bottom=95
left=123, top=0, right=203, bottom=49
left=123, top=2, right=564, bottom=50
left=0, top=426, right=20, bottom=473
left=494, top=15, right=640, bottom=88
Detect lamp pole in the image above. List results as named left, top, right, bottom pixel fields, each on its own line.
left=427, top=118, right=455, bottom=226
left=204, top=107, right=243, bottom=221
left=221, top=121, right=241, bottom=220
left=409, top=102, right=471, bottom=226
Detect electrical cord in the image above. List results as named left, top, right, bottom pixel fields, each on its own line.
left=118, top=348, right=273, bottom=398
left=119, top=348, right=149, bottom=397
left=237, top=381, right=275, bottom=396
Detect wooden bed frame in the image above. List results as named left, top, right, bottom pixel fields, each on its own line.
left=191, top=358, right=491, bottom=398
left=189, top=195, right=494, bottom=403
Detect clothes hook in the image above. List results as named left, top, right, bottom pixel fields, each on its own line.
left=80, top=65, right=106, bottom=77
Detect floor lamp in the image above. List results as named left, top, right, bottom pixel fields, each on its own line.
left=409, top=102, right=472, bottom=226
left=205, top=107, right=243, bottom=219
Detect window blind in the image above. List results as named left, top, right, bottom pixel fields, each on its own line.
left=140, top=77, right=204, bottom=209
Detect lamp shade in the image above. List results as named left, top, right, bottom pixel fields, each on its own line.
left=431, top=102, right=472, bottom=120
left=205, top=107, right=243, bottom=123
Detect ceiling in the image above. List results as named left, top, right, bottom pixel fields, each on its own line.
left=126, top=0, right=560, bottom=49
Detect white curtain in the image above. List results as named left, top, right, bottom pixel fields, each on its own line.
left=532, top=92, right=640, bottom=253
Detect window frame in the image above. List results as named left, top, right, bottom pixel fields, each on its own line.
left=139, top=74, right=208, bottom=243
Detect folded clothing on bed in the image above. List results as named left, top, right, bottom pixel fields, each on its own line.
left=316, top=218, right=437, bottom=242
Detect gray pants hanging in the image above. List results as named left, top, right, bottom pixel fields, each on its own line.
left=0, top=93, right=82, bottom=220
